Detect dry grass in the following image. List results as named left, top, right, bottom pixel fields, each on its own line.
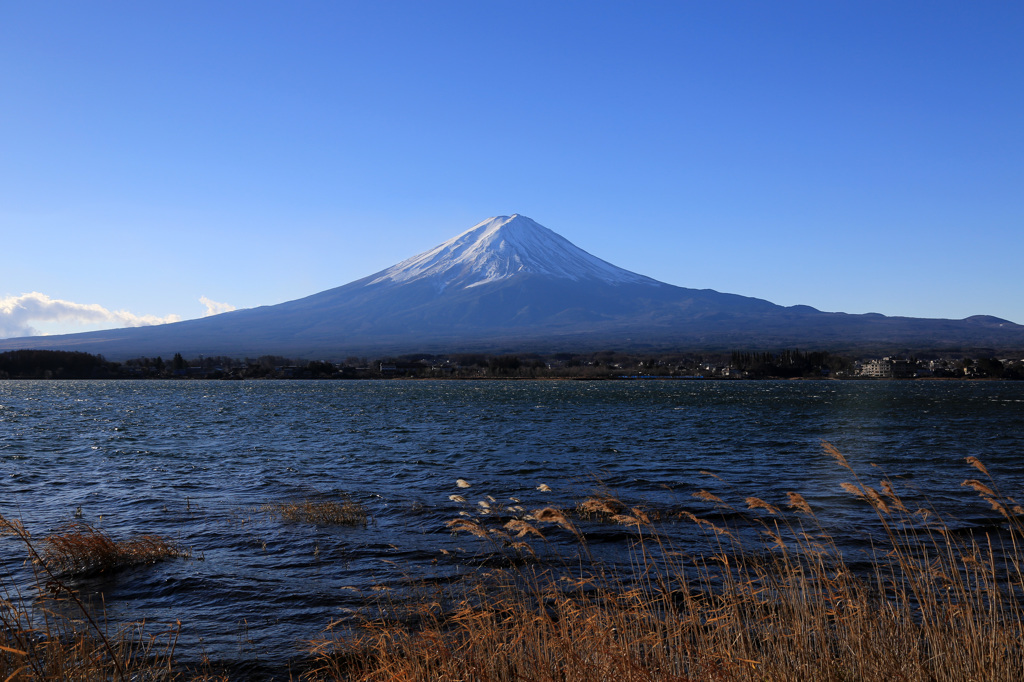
left=5, top=444, right=1024, bottom=680
left=261, top=498, right=369, bottom=527
left=39, top=523, right=185, bottom=576
left=0, top=610, right=184, bottom=682
left=303, top=444, right=1024, bottom=681
left=576, top=494, right=624, bottom=519
left=0, top=515, right=188, bottom=681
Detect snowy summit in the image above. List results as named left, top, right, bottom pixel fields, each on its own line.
left=369, top=214, right=659, bottom=290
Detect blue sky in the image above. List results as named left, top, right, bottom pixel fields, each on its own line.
left=2, top=1, right=1022, bottom=338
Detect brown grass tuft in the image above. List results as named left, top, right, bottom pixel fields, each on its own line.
left=840, top=481, right=865, bottom=497
left=962, top=478, right=996, bottom=498
left=786, top=491, right=813, bottom=514
left=40, top=523, right=184, bottom=576
left=745, top=497, right=779, bottom=515
left=879, top=480, right=910, bottom=513
left=446, top=518, right=488, bottom=538
left=693, top=489, right=724, bottom=504
left=965, top=455, right=989, bottom=477
left=261, top=498, right=368, bottom=527
left=529, top=507, right=579, bottom=536
left=863, top=486, right=890, bottom=514
left=577, top=495, right=623, bottom=518
left=677, top=510, right=734, bottom=538
left=823, top=440, right=851, bottom=470
left=0, top=514, right=186, bottom=681
left=503, top=520, right=544, bottom=539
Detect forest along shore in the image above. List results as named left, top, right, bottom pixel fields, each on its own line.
left=1, top=348, right=1021, bottom=380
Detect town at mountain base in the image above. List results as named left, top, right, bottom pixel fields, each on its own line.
left=2, top=215, right=1023, bottom=360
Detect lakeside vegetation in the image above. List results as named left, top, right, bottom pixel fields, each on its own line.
left=2, top=348, right=1022, bottom=380
left=3, top=445, right=1024, bottom=679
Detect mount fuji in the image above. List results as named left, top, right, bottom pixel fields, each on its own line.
left=3, top=214, right=1023, bottom=359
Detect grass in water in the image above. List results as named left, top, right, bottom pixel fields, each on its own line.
left=303, top=443, right=1024, bottom=681
left=0, top=515, right=189, bottom=680
left=39, top=523, right=185, bottom=576
left=4, top=445, right=1024, bottom=680
left=261, top=498, right=369, bottom=527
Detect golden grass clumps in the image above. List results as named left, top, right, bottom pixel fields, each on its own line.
left=0, top=610, right=184, bottom=682
left=575, top=494, right=657, bottom=527
left=785, top=491, right=812, bottom=514
left=39, top=523, right=184, bottom=576
left=0, top=514, right=187, bottom=681
left=6, top=444, right=1024, bottom=681
left=303, top=444, right=1024, bottom=681
left=577, top=494, right=624, bottom=518
left=261, top=498, right=368, bottom=527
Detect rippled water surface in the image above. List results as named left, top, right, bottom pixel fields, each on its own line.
left=2, top=379, right=1023, bottom=676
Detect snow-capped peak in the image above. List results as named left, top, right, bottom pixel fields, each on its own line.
left=369, top=214, right=659, bottom=290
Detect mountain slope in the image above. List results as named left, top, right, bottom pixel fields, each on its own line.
left=368, top=214, right=660, bottom=289
left=2, top=214, right=1023, bottom=359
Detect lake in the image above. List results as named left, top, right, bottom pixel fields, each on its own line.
left=2, top=379, right=1022, bottom=677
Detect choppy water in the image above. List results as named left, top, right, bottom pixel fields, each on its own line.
left=1, top=379, right=1023, bottom=677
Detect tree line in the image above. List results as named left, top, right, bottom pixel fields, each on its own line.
left=1, top=349, right=1022, bottom=380
left=0, top=350, right=122, bottom=379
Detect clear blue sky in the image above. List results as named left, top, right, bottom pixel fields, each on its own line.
left=2, top=1, right=1022, bottom=338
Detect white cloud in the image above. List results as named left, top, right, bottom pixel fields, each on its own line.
left=199, top=296, right=236, bottom=317
left=0, top=292, right=181, bottom=339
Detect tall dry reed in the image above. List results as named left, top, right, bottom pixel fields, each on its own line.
left=303, top=443, right=1024, bottom=681
left=5, top=444, right=1023, bottom=680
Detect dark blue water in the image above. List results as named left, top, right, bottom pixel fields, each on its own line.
left=1, top=379, right=1022, bottom=676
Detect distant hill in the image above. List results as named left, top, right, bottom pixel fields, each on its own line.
left=2, top=214, right=1023, bottom=359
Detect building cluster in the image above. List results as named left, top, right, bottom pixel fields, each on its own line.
left=857, top=358, right=917, bottom=378
left=854, top=357, right=1024, bottom=379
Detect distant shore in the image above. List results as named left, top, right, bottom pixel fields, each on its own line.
left=1, top=348, right=1021, bottom=381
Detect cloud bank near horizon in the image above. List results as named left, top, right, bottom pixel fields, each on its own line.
left=0, top=292, right=182, bottom=339
left=200, top=296, right=236, bottom=317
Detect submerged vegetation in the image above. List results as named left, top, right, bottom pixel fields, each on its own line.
left=260, top=498, right=369, bottom=527
left=3, top=445, right=1024, bottom=679
left=39, top=523, right=186, bottom=576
